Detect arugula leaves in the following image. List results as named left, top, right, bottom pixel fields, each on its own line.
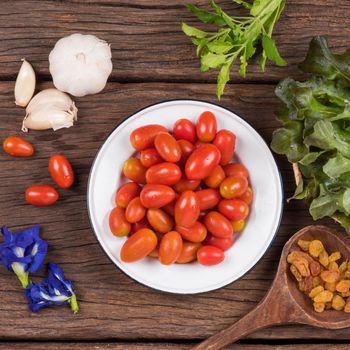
left=271, top=36, right=350, bottom=233
left=182, top=0, right=287, bottom=99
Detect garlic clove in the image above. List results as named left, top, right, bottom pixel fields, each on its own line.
left=15, top=59, right=36, bottom=107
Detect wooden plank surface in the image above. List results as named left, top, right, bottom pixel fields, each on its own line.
left=0, top=81, right=348, bottom=341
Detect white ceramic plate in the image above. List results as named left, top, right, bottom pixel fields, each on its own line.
left=87, top=100, right=283, bottom=294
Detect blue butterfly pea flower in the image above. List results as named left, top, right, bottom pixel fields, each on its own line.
left=0, top=225, right=48, bottom=288
left=25, top=262, right=79, bottom=313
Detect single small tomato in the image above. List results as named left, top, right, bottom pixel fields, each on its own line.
left=197, top=245, right=225, bottom=266
left=147, top=208, right=174, bottom=233
left=203, top=211, right=233, bottom=238
left=176, top=241, right=201, bottom=263
left=203, top=234, right=234, bottom=251
left=231, top=219, right=245, bottom=233
left=146, top=162, right=181, bottom=186
left=177, top=139, right=195, bottom=167
left=115, top=182, right=142, bottom=208
left=196, top=111, right=217, bottom=142
left=131, top=217, right=151, bottom=234
left=175, top=221, right=207, bottom=243
left=173, top=178, right=200, bottom=193
left=213, top=130, right=236, bottom=165
left=25, top=185, right=59, bottom=206
left=120, top=228, right=158, bottom=262
left=173, top=119, right=197, bottom=143
left=195, top=189, right=221, bottom=211
left=195, top=140, right=206, bottom=148
left=220, top=175, right=248, bottom=199
left=130, top=124, right=168, bottom=151
left=161, top=195, right=178, bottom=217
left=148, top=246, right=159, bottom=258
left=3, top=136, right=34, bottom=157
left=174, top=191, right=200, bottom=227
left=109, top=207, right=131, bottom=237
left=140, top=184, right=176, bottom=208
left=204, top=165, right=225, bottom=188
left=48, top=154, right=74, bottom=189
left=185, top=144, right=221, bottom=180
left=223, top=163, right=249, bottom=178
left=219, top=199, right=249, bottom=221
left=154, top=133, right=182, bottom=163
left=140, top=148, right=163, bottom=168
left=159, top=231, right=183, bottom=265
left=125, top=197, right=146, bottom=223
left=123, top=158, right=147, bottom=183
left=238, top=187, right=253, bottom=205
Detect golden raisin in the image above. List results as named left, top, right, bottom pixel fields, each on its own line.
left=309, top=286, right=324, bottom=298
left=339, top=261, right=347, bottom=273
left=320, top=270, right=340, bottom=284
left=332, top=294, right=345, bottom=311
left=336, top=280, right=350, bottom=293
left=329, top=251, right=341, bottom=263
left=290, top=265, right=302, bottom=282
left=343, top=271, right=350, bottom=279
left=342, top=291, right=350, bottom=298
left=312, top=276, right=323, bottom=288
left=298, top=280, right=305, bottom=292
left=328, top=261, right=339, bottom=272
left=345, top=301, right=350, bottom=313
left=314, top=290, right=333, bottom=303
left=319, top=250, right=329, bottom=268
left=309, top=240, right=324, bottom=258
left=297, top=239, right=311, bottom=252
left=325, top=282, right=336, bottom=292
left=313, top=302, right=325, bottom=313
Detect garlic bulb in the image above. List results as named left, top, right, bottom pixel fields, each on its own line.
left=15, top=59, right=36, bottom=107
left=22, top=88, right=78, bottom=132
left=49, top=33, right=113, bottom=97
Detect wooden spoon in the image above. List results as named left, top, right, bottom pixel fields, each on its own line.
left=191, top=225, right=350, bottom=350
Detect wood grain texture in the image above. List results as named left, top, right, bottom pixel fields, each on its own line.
left=0, top=81, right=348, bottom=341
left=0, top=0, right=349, bottom=86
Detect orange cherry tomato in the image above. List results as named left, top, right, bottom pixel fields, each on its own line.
left=173, top=178, right=200, bottom=193
left=185, top=144, right=221, bottom=180
left=148, top=246, right=159, bottom=258
left=173, top=119, right=197, bottom=143
left=146, top=162, right=181, bottom=185
left=195, top=189, right=221, bottom=211
left=3, top=136, right=34, bottom=157
left=159, top=231, right=183, bottom=265
left=213, top=130, right=236, bottom=165
left=223, top=163, right=249, bottom=178
left=25, top=185, right=59, bottom=206
left=140, top=148, right=163, bottom=168
left=48, top=154, right=74, bottom=189
left=177, top=139, right=195, bottom=167
left=109, top=207, right=131, bottom=237
left=204, top=165, right=225, bottom=188
left=175, top=221, right=207, bottom=243
left=231, top=219, right=245, bottom=233
left=176, top=241, right=201, bottom=263
left=115, top=182, right=142, bottom=208
left=203, top=234, right=234, bottom=251
left=125, top=197, right=146, bottom=223
left=130, top=124, right=168, bottom=151
left=123, top=158, right=147, bottom=183
left=203, top=211, right=233, bottom=238
left=196, top=111, right=217, bottom=142
left=219, top=199, right=249, bottom=221
left=140, top=184, right=176, bottom=208
left=238, top=187, right=253, bottom=205
left=120, top=228, right=158, bottom=262
left=154, top=133, right=182, bottom=163
left=220, top=175, right=248, bottom=199
left=175, top=191, right=200, bottom=227
left=197, top=245, right=224, bottom=266
left=147, top=208, right=174, bottom=233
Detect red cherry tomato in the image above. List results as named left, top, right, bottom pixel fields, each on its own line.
left=220, top=175, right=248, bottom=199
left=238, top=187, right=253, bottom=205
left=219, top=199, right=249, bottom=221
left=146, top=162, right=181, bottom=186
left=177, top=139, right=195, bottom=167
left=140, top=184, right=175, bottom=208
left=48, top=154, right=74, bottom=189
left=25, top=185, right=59, bottom=206
left=130, top=124, right=168, bottom=151
left=185, top=144, right=221, bottom=180
left=173, top=119, right=197, bottom=143
left=197, top=245, right=224, bottom=266
left=175, top=221, right=207, bottom=243
left=175, top=191, right=200, bottom=227
left=161, top=194, right=178, bottom=217
left=176, top=242, right=201, bottom=263
left=173, top=178, right=200, bottom=193
left=147, top=208, right=174, bottom=233
left=140, top=148, right=163, bottom=168
left=131, top=217, right=151, bottom=234
left=213, top=130, right=236, bottom=165
left=125, top=197, right=146, bottom=223
left=204, top=165, right=225, bottom=188
left=203, top=211, right=233, bottom=238
left=3, top=136, right=34, bottom=157
left=196, top=111, right=217, bottom=142
left=115, top=182, right=142, bottom=208
left=109, top=207, right=131, bottom=237
left=154, top=133, right=181, bottom=163
left=120, top=228, right=158, bottom=262
left=123, top=158, right=147, bottom=183
left=159, top=231, right=183, bottom=265
left=195, top=189, right=221, bottom=211
left=223, top=163, right=249, bottom=178
left=231, top=219, right=245, bottom=233
left=203, top=234, right=234, bottom=251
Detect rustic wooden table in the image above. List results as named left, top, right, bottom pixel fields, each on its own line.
left=1, top=0, right=350, bottom=349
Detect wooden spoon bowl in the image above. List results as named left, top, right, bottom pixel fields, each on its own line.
left=192, top=225, right=350, bottom=350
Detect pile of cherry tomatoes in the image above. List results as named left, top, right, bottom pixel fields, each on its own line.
left=109, top=111, right=252, bottom=266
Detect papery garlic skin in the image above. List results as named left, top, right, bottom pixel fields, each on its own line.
left=15, top=59, right=36, bottom=107
left=49, top=33, right=113, bottom=97
left=22, top=88, right=78, bottom=132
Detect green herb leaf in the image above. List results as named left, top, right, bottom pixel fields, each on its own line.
left=186, top=4, right=226, bottom=26
left=262, top=35, right=287, bottom=66
left=217, top=59, right=232, bottom=99
left=207, top=41, right=234, bottom=54
left=182, top=22, right=207, bottom=39
left=323, top=153, right=350, bottom=178
left=201, top=52, right=228, bottom=69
